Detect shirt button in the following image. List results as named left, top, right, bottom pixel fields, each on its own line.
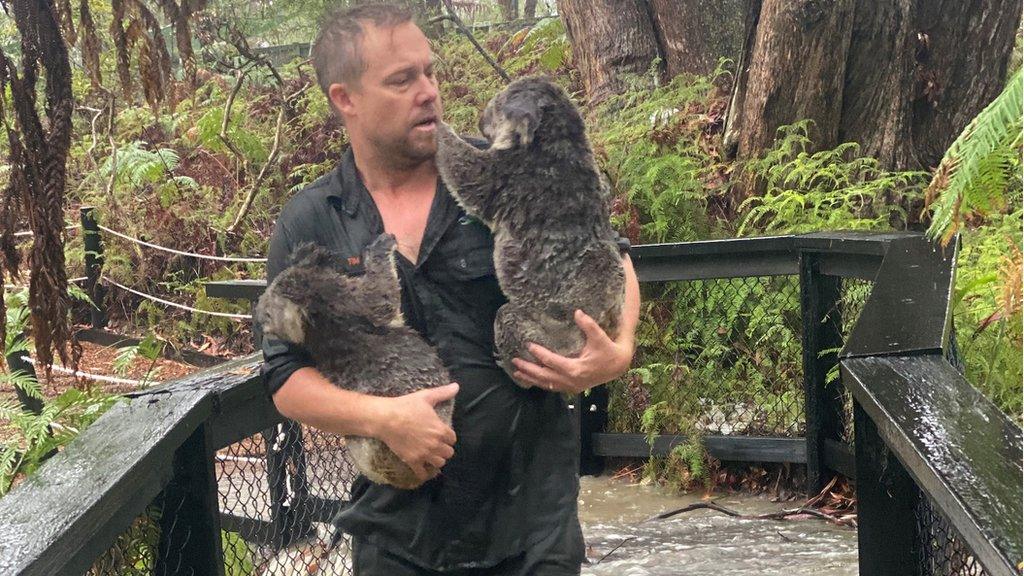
left=459, top=258, right=467, bottom=268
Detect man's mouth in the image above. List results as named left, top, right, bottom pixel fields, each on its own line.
left=413, top=116, right=438, bottom=131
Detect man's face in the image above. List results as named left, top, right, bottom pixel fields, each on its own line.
left=339, top=22, right=443, bottom=167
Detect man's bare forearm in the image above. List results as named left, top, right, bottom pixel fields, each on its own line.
left=272, top=367, right=388, bottom=437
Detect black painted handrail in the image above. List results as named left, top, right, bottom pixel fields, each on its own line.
left=840, top=235, right=1023, bottom=576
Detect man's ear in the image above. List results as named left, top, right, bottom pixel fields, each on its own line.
left=328, top=83, right=356, bottom=119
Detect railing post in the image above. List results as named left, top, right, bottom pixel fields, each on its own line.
left=155, top=423, right=225, bottom=576
left=853, top=402, right=921, bottom=575
left=800, top=252, right=845, bottom=495
left=80, top=207, right=107, bottom=329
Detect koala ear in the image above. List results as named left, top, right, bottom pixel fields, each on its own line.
left=289, top=242, right=337, bottom=270
left=492, top=99, right=540, bottom=150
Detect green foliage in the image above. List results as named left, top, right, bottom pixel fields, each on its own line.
left=1, top=288, right=119, bottom=497
left=113, top=334, right=165, bottom=386
left=739, top=121, right=929, bottom=235
left=926, top=69, right=1023, bottom=244
left=593, top=72, right=726, bottom=243
left=195, top=106, right=269, bottom=164
left=101, top=141, right=198, bottom=192
left=953, top=210, right=1023, bottom=420
left=222, top=531, right=255, bottom=575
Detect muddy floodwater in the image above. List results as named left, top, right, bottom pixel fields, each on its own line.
left=578, top=476, right=858, bottom=576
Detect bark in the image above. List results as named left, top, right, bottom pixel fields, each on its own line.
left=909, top=0, right=1022, bottom=170
left=556, top=0, right=661, bottom=104
left=734, top=0, right=856, bottom=161
left=840, top=0, right=1021, bottom=171
left=648, top=0, right=748, bottom=77
left=497, top=0, right=517, bottom=20
left=839, top=0, right=918, bottom=169
left=523, top=0, right=537, bottom=19
left=722, top=0, right=763, bottom=156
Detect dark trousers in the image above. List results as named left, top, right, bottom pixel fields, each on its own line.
left=352, top=516, right=585, bottom=576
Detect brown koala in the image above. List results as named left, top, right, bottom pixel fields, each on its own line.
left=255, top=234, right=453, bottom=489
left=435, top=77, right=625, bottom=386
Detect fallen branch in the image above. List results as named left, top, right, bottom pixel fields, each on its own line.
left=646, top=500, right=856, bottom=528
left=436, top=2, right=511, bottom=83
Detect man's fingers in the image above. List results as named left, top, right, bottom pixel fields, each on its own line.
left=438, top=443, right=455, bottom=460
left=409, top=462, right=431, bottom=482
left=442, top=426, right=457, bottom=446
left=427, top=455, right=447, bottom=470
left=525, top=343, right=576, bottom=374
left=575, top=309, right=610, bottom=343
left=424, top=382, right=460, bottom=405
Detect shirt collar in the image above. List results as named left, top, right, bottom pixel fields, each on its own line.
left=324, top=147, right=362, bottom=217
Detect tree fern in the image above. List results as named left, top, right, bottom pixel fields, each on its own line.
left=926, top=69, right=1023, bottom=245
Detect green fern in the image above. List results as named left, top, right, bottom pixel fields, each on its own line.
left=739, top=122, right=928, bottom=235
left=926, top=69, right=1023, bottom=244
left=100, top=141, right=198, bottom=190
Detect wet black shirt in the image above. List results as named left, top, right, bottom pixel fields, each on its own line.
left=261, top=147, right=618, bottom=571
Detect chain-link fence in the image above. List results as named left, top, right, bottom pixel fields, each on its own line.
left=916, top=494, right=988, bottom=576
left=85, top=422, right=357, bottom=576
left=609, top=275, right=805, bottom=439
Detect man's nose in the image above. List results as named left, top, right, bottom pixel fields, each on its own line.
left=415, top=75, right=439, bottom=106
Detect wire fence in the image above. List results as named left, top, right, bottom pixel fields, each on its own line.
left=609, top=275, right=806, bottom=438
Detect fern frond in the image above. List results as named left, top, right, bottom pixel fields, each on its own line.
left=926, top=69, right=1023, bottom=244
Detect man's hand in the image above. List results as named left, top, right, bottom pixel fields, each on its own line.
left=510, top=254, right=640, bottom=394
left=511, top=310, right=634, bottom=395
left=374, top=383, right=459, bottom=482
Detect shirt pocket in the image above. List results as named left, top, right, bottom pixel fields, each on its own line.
left=430, top=215, right=497, bottom=282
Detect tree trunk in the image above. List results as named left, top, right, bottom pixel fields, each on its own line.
left=497, top=0, right=518, bottom=20
left=909, top=0, right=1022, bottom=170
left=648, top=0, right=748, bottom=77
left=734, top=0, right=856, bottom=161
left=840, top=0, right=1021, bottom=171
left=556, top=0, right=661, bottom=104
left=839, top=0, right=919, bottom=169
left=523, top=0, right=537, bottom=19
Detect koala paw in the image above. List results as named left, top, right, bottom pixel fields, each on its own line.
left=366, top=233, right=397, bottom=257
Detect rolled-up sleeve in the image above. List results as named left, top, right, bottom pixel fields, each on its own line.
left=259, top=215, right=316, bottom=396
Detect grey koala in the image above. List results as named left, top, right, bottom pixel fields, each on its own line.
left=255, top=234, right=452, bottom=489
left=435, top=76, right=625, bottom=386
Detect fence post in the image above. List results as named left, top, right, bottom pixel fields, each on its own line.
left=80, top=206, right=107, bottom=329
left=800, top=252, right=845, bottom=495
left=155, top=422, right=225, bottom=576
left=853, top=402, right=921, bottom=575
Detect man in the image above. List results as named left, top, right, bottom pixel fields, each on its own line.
left=261, top=4, right=641, bottom=575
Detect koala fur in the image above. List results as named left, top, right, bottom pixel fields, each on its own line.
left=255, top=234, right=453, bottom=489
left=435, top=76, right=625, bottom=386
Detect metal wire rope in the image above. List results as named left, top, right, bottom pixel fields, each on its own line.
left=101, top=275, right=253, bottom=320
left=97, top=224, right=267, bottom=264
left=19, top=356, right=149, bottom=387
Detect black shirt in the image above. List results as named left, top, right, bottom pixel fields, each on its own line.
left=261, top=147, right=622, bottom=570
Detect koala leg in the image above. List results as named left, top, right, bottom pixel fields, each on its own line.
left=435, top=122, right=498, bottom=221
left=356, top=234, right=404, bottom=328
